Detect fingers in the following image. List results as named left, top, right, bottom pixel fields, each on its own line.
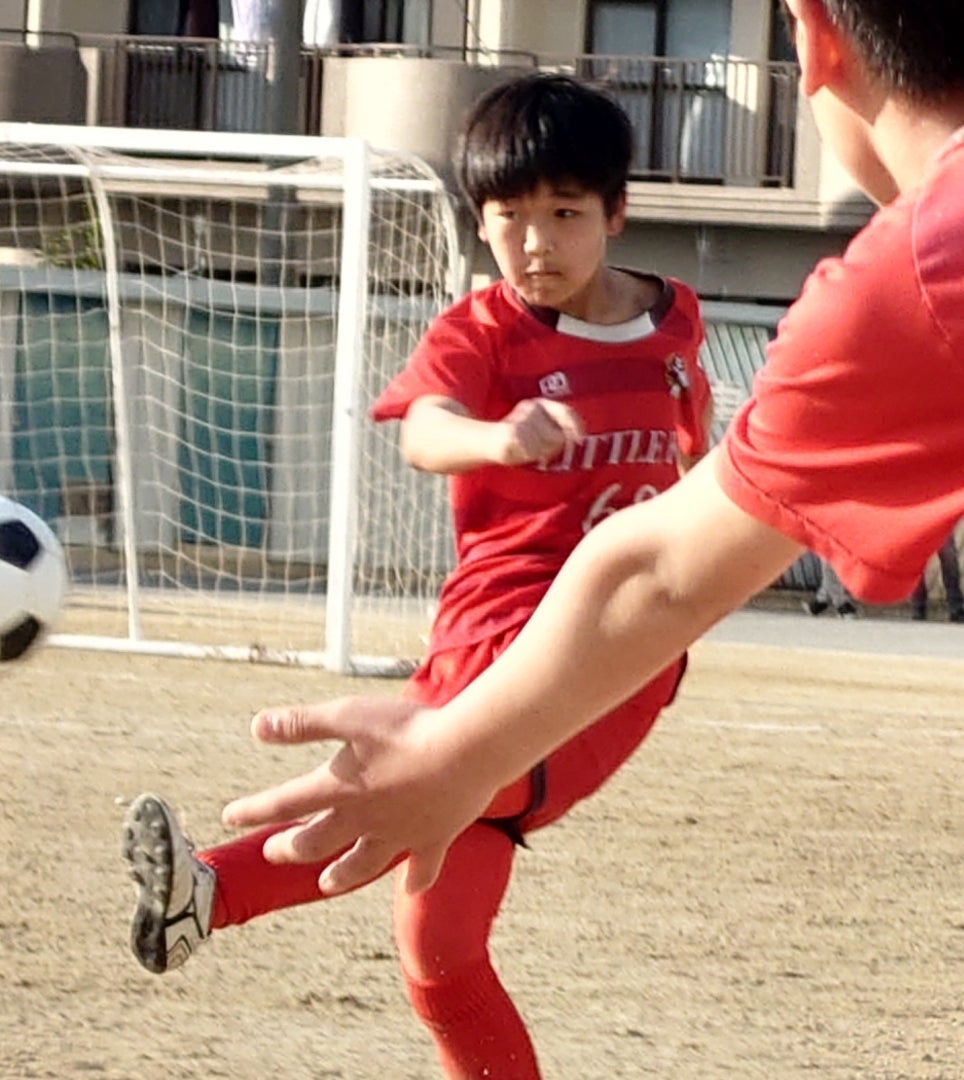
left=224, top=694, right=430, bottom=835
left=400, top=844, right=449, bottom=894
left=251, top=813, right=447, bottom=897
left=260, top=810, right=365, bottom=867
left=311, top=836, right=447, bottom=896
left=317, top=835, right=404, bottom=896
left=249, top=697, right=363, bottom=745
left=538, top=399, right=585, bottom=443
left=533, top=402, right=582, bottom=467
left=220, top=694, right=459, bottom=898
left=221, top=765, right=344, bottom=829
left=502, top=398, right=584, bottom=465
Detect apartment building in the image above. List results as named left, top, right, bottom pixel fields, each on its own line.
left=0, top=0, right=868, bottom=597
left=2, top=0, right=871, bottom=305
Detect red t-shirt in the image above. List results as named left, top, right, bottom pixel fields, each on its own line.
left=372, top=274, right=711, bottom=649
left=716, top=127, right=964, bottom=604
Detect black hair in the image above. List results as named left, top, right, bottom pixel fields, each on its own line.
left=818, top=1, right=964, bottom=99
left=455, top=73, right=633, bottom=217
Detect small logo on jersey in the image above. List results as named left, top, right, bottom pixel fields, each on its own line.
left=665, top=355, right=690, bottom=398
left=539, top=370, right=571, bottom=398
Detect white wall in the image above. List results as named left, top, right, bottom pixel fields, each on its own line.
left=480, top=0, right=772, bottom=61
left=27, top=0, right=128, bottom=35
left=729, top=0, right=770, bottom=60
left=470, top=0, right=586, bottom=57
left=0, top=0, right=23, bottom=30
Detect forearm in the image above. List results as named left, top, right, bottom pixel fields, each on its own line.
left=400, top=397, right=497, bottom=473
left=427, top=453, right=803, bottom=787
left=400, top=394, right=583, bottom=473
left=220, top=458, right=803, bottom=897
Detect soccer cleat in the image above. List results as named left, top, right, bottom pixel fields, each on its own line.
left=122, top=793, right=216, bottom=974
left=835, top=601, right=859, bottom=619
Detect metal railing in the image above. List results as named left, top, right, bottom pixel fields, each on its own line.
left=81, top=35, right=540, bottom=135
left=564, top=55, right=799, bottom=187
left=14, top=34, right=798, bottom=189
left=87, top=36, right=277, bottom=133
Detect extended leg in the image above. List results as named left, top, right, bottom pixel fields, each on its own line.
left=122, top=793, right=368, bottom=973
left=394, top=822, right=541, bottom=1079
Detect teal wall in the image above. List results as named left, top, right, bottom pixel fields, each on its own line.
left=12, top=294, right=280, bottom=549
left=13, top=294, right=112, bottom=525
left=178, top=309, right=279, bottom=549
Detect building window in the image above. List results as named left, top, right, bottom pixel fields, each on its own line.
left=586, top=1, right=732, bottom=180
left=132, top=0, right=433, bottom=46
left=589, top=0, right=662, bottom=55
left=587, top=0, right=731, bottom=58
left=338, top=0, right=432, bottom=45
left=130, top=0, right=219, bottom=36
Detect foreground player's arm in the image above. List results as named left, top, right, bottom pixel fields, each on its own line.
left=400, top=394, right=584, bottom=473
left=224, top=451, right=803, bottom=894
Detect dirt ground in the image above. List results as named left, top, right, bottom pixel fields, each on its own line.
left=2, top=616, right=963, bottom=1080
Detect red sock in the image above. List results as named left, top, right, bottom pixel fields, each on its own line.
left=200, top=824, right=405, bottom=929
left=199, top=824, right=335, bottom=929
left=394, top=823, right=541, bottom=1078
left=404, top=960, right=541, bottom=1080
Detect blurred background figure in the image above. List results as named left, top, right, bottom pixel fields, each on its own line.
left=910, top=529, right=964, bottom=622
left=803, top=557, right=860, bottom=619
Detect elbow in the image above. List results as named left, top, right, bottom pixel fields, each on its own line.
left=400, top=445, right=434, bottom=472
left=398, top=427, right=428, bottom=471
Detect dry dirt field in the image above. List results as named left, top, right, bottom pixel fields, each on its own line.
left=2, top=614, right=963, bottom=1079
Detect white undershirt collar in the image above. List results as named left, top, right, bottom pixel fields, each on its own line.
left=555, top=310, right=656, bottom=342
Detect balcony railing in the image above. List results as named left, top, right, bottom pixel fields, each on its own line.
left=10, top=33, right=798, bottom=190
left=561, top=55, right=799, bottom=188
left=80, top=35, right=540, bottom=136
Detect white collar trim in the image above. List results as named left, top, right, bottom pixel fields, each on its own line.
left=555, top=310, right=656, bottom=342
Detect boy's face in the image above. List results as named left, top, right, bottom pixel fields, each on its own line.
left=477, top=180, right=625, bottom=317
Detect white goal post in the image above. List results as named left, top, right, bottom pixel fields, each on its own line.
left=0, top=124, right=462, bottom=674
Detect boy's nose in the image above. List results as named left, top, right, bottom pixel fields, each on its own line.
left=523, top=224, right=553, bottom=255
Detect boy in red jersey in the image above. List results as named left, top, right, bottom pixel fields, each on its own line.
left=220, top=0, right=964, bottom=906
left=123, top=74, right=713, bottom=1079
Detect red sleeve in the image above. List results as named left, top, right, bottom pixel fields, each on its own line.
left=668, top=280, right=711, bottom=458
left=370, top=294, right=496, bottom=423
left=676, top=340, right=711, bottom=458
left=715, top=189, right=964, bottom=603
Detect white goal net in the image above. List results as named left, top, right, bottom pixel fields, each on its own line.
left=0, top=124, right=461, bottom=674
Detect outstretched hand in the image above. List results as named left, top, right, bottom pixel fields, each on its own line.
left=221, top=697, right=500, bottom=895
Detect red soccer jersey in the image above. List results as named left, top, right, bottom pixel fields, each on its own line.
left=716, top=127, right=964, bottom=604
left=372, top=274, right=711, bottom=649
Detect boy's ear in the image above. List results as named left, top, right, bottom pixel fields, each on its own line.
left=789, top=0, right=850, bottom=96
left=606, top=191, right=627, bottom=238
left=477, top=220, right=488, bottom=243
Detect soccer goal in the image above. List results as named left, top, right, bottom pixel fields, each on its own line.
left=0, top=124, right=462, bottom=674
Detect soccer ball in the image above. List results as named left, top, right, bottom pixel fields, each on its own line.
left=0, top=496, right=68, bottom=663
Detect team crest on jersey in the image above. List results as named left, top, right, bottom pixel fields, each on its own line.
left=665, top=355, right=690, bottom=398
left=538, top=370, right=571, bottom=398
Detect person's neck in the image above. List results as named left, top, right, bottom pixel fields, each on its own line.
left=874, top=91, right=964, bottom=194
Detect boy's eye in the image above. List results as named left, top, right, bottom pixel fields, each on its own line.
left=556, top=208, right=579, bottom=219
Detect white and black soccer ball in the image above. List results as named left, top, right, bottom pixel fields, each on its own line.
left=0, top=495, right=68, bottom=663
